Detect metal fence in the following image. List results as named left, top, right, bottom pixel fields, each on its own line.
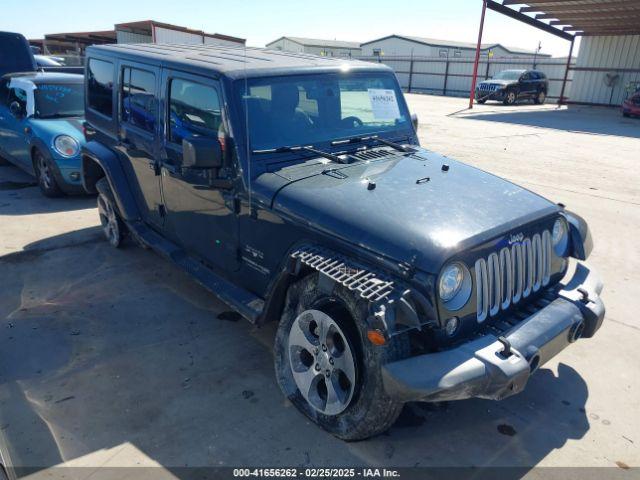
left=357, top=56, right=574, bottom=101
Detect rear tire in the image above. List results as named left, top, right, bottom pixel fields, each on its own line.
left=34, top=149, right=64, bottom=197
left=96, top=177, right=126, bottom=248
left=477, top=98, right=487, bottom=104
left=275, top=273, right=410, bottom=441
left=534, top=90, right=547, bottom=105
left=623, top=112, right=631, bottom=118
left=503, top=90, right=517, bottom=105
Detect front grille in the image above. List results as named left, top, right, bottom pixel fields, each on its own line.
left=475, top=231, right=552, bottom=323
left=478, top=83, right=500, bottom=92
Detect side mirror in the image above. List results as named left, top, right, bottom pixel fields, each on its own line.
left=182, top=137, right=222, bottom=169
left=9, top=101, right=25, bottom=118
left=411, top=113, right=419, bottom=131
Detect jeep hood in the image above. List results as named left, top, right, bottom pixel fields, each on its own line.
left=479, top=79, right=516, bottom=87
left=261, top=149, right=559, bottom=273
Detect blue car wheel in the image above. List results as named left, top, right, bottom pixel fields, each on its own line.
left=34, top=149, right=64, bottom=197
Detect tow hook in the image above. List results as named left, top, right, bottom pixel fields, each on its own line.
left=498, top=336, right=512, bottom=358
left=577, top=287, right=590, bottom=304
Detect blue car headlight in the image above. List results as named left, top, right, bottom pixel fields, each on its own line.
left=53, top=135, right=80, bottom=158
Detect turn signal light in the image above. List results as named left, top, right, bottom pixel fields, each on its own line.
left=367, top=329, right=387, bottom=346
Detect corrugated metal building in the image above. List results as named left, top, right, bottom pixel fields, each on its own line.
left=570, top=35, right=640, bottom=106
left=115, top=21, right=245, bottom=47
left=266, top=37, right=362, bottom=57
left=361, top=35, right=550, bottom=59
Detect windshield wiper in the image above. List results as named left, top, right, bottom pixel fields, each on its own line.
left=252, top=144, right=344, bottom=163
left=330, top=135, right=415, bottom=153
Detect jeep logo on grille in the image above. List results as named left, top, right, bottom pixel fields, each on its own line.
left=508, top=233, right=525, bottom=245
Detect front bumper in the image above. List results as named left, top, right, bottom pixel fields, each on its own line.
left=475, top=88, right=506, bottom=101
left=382, top=261, right=604, bottom=402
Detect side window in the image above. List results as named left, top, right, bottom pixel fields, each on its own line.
left=8, top=87, right=27, bottom=108
left=121, top=67, right=157, bottom=133
left=87, top=58, right=114, bottom=117
left=168, top=78, right=221, bottom=145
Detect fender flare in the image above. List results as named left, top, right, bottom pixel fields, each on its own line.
left=81, top=141, right=141, bottom=221
left=564, top=210, right=593, bottom=261
left=259, top=244, right=437, bottom=339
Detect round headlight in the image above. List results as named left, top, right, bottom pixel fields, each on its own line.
left=438, top=262, right=472, bottom=310
left=53, top=135, right=79, bottom=158
left=552, top=217, right=569, bottom=256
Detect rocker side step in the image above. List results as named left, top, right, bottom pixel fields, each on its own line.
left=129, top=221, right=264, bottom=323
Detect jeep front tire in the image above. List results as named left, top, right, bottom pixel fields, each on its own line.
left=503, top=89, right=518, bottom=105
left=274, top=273, right=409, bottom=440
left=96, top=177, right=126, bottom=248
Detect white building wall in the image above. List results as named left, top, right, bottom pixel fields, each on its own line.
left=154, top=27, right=203, bottom=44
left=204, top=36, right=243, bottom=47
left=570, top=35, right=640, bottom=105
left=361, top=38, right=544, bottom=59
left=116, top=30, right=151, bottom=44
left=267, top=38, right=305, bottom=53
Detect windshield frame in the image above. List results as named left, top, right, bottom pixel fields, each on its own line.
left=33, top=82, right=84, bottom=119
left=232, top=70, right=414, bottom=160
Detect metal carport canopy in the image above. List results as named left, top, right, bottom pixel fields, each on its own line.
left=468, top=0, right=640, bottom=108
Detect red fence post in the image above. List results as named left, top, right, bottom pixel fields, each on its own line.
left=469, top=0, right=488, bottom=109
left=559, top=37, right=575, bottom=105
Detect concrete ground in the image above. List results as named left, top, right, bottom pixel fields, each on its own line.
left=0, top=95, right=639, bottom=477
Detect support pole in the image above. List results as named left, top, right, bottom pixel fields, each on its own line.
left=559, top=37, right=575, bottom=105
left=469, top=0, right=488, bottom=109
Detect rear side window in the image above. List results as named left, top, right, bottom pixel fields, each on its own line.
left=168, top=78, right=221, bottom=145
left=537, top=72, right=547, bottom=79
left=87, top=59, right=114, bottom=117
left=121, top=67, right=157, bottom=133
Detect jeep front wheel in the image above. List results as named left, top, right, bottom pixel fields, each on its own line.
left=503, top=90, right=517, bottom=105
left=96, top=178, right=125, bottom=248
left=274, top=273, right=409, bottom=440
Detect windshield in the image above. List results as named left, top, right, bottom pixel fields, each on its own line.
left=235, top=73, right=411, bottom=152
left=34, top=83, right=84, bottom=118
left=492, top=70, right=523, bottom=81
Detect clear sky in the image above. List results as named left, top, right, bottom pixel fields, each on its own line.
left=2, top=0, right=577, bottom=57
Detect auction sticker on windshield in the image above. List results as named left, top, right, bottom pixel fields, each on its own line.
left=368, top=88, right=400, bottom=120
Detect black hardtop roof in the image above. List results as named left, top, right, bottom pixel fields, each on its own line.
left=86, top=43, right=391, bottom=79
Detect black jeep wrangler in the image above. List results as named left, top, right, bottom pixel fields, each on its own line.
left=81, top=44, right=604, bottom=440
left=476, top=69, right=549, bottom=105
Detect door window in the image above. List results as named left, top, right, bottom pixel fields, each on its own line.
left=8, top=86, right=27, bottom=111
left=121, top=67, right=157, bottom=133
left=87, top=58, right=114, bottom=117
left=168, top=78, right=221, bottom=145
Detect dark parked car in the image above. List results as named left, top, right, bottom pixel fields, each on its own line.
left=81, top=44, right=604, bottom=440
left=476, top=69, right=549, bottom=105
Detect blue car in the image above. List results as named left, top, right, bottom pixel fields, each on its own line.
left=0, top=72, right=85, bottom=196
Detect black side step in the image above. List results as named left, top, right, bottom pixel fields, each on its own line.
left=129, top=221, right=264, bottom=323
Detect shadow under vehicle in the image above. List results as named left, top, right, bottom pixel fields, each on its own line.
left=79, top=44, right=604, bottom=440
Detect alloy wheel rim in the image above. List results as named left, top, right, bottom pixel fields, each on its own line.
left=38, top=155, right=52, bottom=189
left=97, top=194, right=119, bottom=245
left=508, top=92, right=516, bottom=103
left=288, top=309, right=356, bottom=416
